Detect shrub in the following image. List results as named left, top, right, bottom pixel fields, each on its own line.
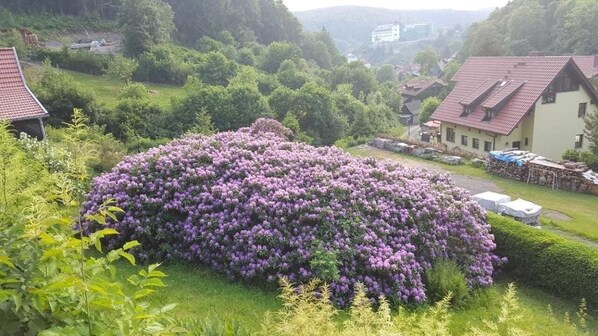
left=0, top=123, right=183, bottom=335
left=82, top=119, right=500, bottom=307
left=489, top=213, right=598, bottom=306
left=34, top=48, right=112, bottom=75
left=562, top=149, right=581, bottom=162
left=425, top=260, right=469, bottom=305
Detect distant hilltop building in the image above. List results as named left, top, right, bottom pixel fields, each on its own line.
left=371, top=23, right=401, bottom=44
left=372, top=22, right=433, bottom=44
left=402, top=23, right=433, bottom=41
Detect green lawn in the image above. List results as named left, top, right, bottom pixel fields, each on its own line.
left=65, top=70, right=186, bottom=108
left=114, top=262, right=596, bottom=335
left=347, top=146, right=598, bottom=241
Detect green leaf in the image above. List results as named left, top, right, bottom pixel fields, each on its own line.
left=148, top=270, right=167, bottom=278
left=95, top=228, right=119, bottom=238
left=128, top=274, right=141, bottom=286
left=123, top=240, right=141, bottom=251
left=160, top=303, right=177, bottom=313
left=142, top=278, right=166, bottom=288
left=0, top=254, right=15, bottom=269
left=118, top=250, right=136, bottom=265
left=134, top=288, right=155, bottom=299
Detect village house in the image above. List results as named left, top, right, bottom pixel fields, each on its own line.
left=400, top=100, right=421, bottom=125
left=400, top=78, right=446, bottom=103
left=431, top=56, right=598, bottom=160
left=0, top=47, right=48, bottom=139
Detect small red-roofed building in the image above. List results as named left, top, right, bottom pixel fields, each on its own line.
left=431, top=56, right=598, bottom=159
left=0, top=47, right=48, bottom=139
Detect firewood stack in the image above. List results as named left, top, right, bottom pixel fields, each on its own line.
left=487, top=158, right=527, bottom=181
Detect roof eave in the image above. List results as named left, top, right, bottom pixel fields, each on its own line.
left=11, top=47, right=50, bottom=117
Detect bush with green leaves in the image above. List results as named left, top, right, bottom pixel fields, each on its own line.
left=29, top=62, right=100, bottom=126
left=0, top=122, right=183, bottom=335
left=425, top=260, right=469, bottom=306
left=34, top=48, right=112, bottom=75
left=489, top=213, right=598, bottom=306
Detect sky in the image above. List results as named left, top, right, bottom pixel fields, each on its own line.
left=282, top=0, right=511, bottom=12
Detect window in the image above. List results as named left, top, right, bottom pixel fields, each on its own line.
left=461, top=106, right=471, bottom=117
left=542, top=84, right=556, bottom=104
left=472, top=138, right=480, bottom=149
left=512, top=141, right=521, bottom=149
left=461, top=135, right=468, bottom=146
left=578, top=103, right=587, bottom=117
left=446, top=127, right=455, bottom=142
left=554, top=76, right=579, bottom=92
left=482, top=109, right=493, bottom=121
left=524, top=138, right=529, bottom=146
left=575, top=134, right=584, bottom=149
left=484, top=141, right=493, bottom=152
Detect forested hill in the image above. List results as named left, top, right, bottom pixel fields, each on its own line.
left=461, top=0, right=598, bottom=59
left=0, top=0, right=303, bottom=46
left=294, top=6, right=492, bottom=53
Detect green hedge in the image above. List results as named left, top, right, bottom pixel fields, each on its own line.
left=34, top=48, right=112, bottom=75
left=489, top=213, right=598, bottom=306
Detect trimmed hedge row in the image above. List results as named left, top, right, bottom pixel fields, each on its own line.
left=489, top=213, right=598, bottom=306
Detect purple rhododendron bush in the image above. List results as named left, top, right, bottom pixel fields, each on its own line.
left=82, top=119, right=499, bottom=306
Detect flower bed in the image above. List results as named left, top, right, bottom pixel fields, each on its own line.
left=83, top=119, right=499, bottom=306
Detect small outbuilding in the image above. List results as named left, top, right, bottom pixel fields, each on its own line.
left=0, top=47, right=48, bottom=139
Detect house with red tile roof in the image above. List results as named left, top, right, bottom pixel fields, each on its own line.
left=0, top=47, right=48, bottom=139
left=400, top=78, right=446, bottom=103
left=431, top=56, right=598, bottom=160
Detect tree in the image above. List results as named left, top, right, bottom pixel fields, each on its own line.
left=277, top=60, right=310, bottom=89
left=198, top=51, right=238, bottom=86
left=442, top=61, right=461, bottom=83
left=282, top=112, right=312, bottom=144
left=376, top=64, right=396, bottom=84
left=269, top=86, right=297, bottom=119
left=30, top=62, right=98, bottom=126
left=122, top=0, right=175, bottom=56
left=330, top=62, right=377, bottom=99
left=292, top=83, right=347, bottom=145
left=507, top=1, right=549, bottom=55
left=413, top=49, right=440, bottom=76
left=585, top=110, right=598, bottom=154
left=105, top=55, right=138, bottom=84
left=419, top=97, right=441, bottom=124
left=259, top=41, right=301, bottom=73
left=226, top=84, right=272, bottom=130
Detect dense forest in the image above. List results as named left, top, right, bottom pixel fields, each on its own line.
left=461, top=0, right=598, bottom=59
left=0, top=0, right=405, bottom=150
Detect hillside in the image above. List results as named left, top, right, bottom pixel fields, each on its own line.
left=294, top=6, right=492, bottom=53
left=461, top=0, right=598, bottom=58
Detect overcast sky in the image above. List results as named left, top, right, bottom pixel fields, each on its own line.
left=283, top=0, right=511, bottom=12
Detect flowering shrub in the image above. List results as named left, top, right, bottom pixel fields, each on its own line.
left=83, top=119, right=500, bottom=306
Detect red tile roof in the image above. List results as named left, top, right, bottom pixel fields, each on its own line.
left=431, top=56, right=596, bottom=135
left=481, top=80, right=525, bottom=110
left=572, top=56, right=598, bottom=78
left=0, top=48, right=48, bottom=122
left=400, top=78, right=445, bottom=97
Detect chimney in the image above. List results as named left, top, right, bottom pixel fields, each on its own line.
left=594, top=55, right=598, bottom=67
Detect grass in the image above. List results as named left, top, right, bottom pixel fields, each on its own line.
left=347, top=146, right=598, bottom=242
left=114, top=262, right=597, bottom=334
left=65, top=70, right=186, bottom=108
left=116, top=262, right=282, bottom=332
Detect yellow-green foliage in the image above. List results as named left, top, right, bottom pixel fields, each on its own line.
left=261, top=280, right=589, bottom=336
left=0, top=123, right=184, bottom=335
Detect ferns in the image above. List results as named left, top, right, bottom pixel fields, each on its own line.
left=261, top=280, right=591, bottom=336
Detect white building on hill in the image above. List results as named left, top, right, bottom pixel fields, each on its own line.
left=371, top=23, right=401, bottom=44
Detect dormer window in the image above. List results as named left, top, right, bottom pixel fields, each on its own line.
left=461, top=105, right=472, bottom=117
left=482, top=108, right=494, bottom=121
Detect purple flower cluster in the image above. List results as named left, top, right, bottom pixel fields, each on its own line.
left=82, top=119, right=499, bottom=306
